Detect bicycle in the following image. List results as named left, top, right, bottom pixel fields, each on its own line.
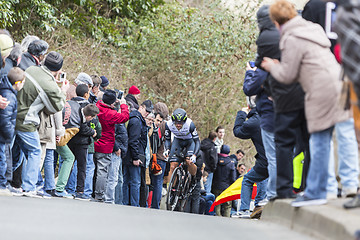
left=166, top=154, right=196, bottom=212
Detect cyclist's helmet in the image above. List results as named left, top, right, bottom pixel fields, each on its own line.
left=171, top=108, right=187, bottom=124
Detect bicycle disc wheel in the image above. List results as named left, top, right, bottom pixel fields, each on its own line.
left=179, top=172, right=192, bottom=212
left=166, top=167, right=182, bottom=211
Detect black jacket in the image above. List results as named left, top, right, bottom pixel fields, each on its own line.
left=125, top=94, right=139, bottom=111
left=68, top=97, right=95, bottom=147
left=200, top=138, right=218, bottom=173
left=243, top=68, right=274, bottom=132
left=114, top=123, right=128, bottom=158
left=233, top=110, right=268, bottom=177
left=18, top=52, right=38, bottom=71
left=255, top=7, right=305, bottom=113
left=123, top=110, right=148, bottom=167
left=212, top=154, right=236, bottom=191
left=0, top=76, right=17, bottom=144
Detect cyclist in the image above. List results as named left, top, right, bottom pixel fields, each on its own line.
left=164, top=108, right=200, bottom=176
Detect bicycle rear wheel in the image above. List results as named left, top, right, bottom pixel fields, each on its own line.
left=166, top=167, right=182, bottom=211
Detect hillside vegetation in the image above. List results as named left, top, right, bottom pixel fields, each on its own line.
left=2, top=0, right=261, bottom=166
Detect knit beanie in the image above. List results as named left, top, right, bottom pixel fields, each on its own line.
left=102, top=89, right=117, bottom=105
left=100, top=76, right=110, bottom=88
left=44, top=51, right=63, bottom=72
left=75, top=72, right=93, bottom=86
left=129, top=85, right=140, bottom=95
left=220, top=145, right=230, bottom=155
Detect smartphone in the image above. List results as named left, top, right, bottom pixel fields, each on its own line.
left=325, top=2, right=337, bottom=39
left=249, top=61, right=256, bottom=68
left=59, top=72, right=66, bottom=82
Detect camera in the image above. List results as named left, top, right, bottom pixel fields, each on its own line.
left=59, top=72, right=66, bottom=82
left=114, top=89, right=124, bottom=100
left=249, top=61, right=256, bottom=68
left=325, top=2, right=337, bottom=39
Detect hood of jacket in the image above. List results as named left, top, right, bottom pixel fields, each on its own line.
left=0, top=76, right=16, bottom=95
left=129, top=108, right=146, bottom=124
left=281, top=16, right=331, bottom=48
left=200, top=138, right=215, bottom=151
left=257, top=5, right=275, bottom=32
left=71, top=96, right=89, bottom=108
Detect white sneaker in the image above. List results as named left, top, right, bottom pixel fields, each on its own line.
left=0, top=188, right=12, bottom=196
left=8, top=186, right=23, bottom=196
left=258, top=198, right=269, bottom=207
left=23, top=191, right=43, bottom=198
left=232, top=210, right=251, bottom=219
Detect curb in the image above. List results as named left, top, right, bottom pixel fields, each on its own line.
left=261, top=198, right=360, bottom=240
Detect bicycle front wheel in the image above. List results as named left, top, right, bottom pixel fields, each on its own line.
left=166, top=167, right=182, bottom=211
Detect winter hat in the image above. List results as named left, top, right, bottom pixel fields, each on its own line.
left=100, top=76, right=109, bottom=88
left=220, top=145, right=230, bottom=155
left=142, top=99, right=154, bottom=113
left=75, top=72, right=93, bottom=86
left=129, top=85, right=140, bottom=95
left=44, top=51, right=63, bottom=72
left=0, top=34, right=14, bottom=57
left=102, top=89, right=117, bottom=105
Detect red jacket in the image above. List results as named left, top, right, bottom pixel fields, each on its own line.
left=95, top=101, right=129, bottom=153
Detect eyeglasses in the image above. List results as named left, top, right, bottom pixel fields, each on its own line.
left=14, top=79, right=25, bottom=85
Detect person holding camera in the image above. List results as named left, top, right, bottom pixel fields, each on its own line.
left=93, top=90, right=129, bottom=202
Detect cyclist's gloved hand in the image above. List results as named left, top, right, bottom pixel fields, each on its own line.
left=163, top=149, right=169, bottom=158
left=190, top=155, right=196, bottom=163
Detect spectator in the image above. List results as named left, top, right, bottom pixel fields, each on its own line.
left=150, top=102, right=169, bottom=209
left=18, top=39, right=48, bottom=70
left=66, top=84, right=97, bottom=200
left=212, top=145, right=236, bottom=217
left=214, top=126, right=225, bottom=153
left=100, top=75, right=109, bottom=92
left=123, top=100, right=153, bottom=207
left=89, top=75, right=102, bottom=104
left=1, top=43, right=22, bottom=75
left=255, top=4, right=309, bottom=200
left=16, top=51, right=67, bottom=197
left=94, top=90, right=129, bottom=201
left=262, top=0, right=349, bottom=207
left=0, top=67, right=25, bottom=195
left=233, top=104, right=268, bottom=219
left=236, top=163, right=246, bottom=178
left=55, top=104, right=99, bottom=198
left=302, top=0, right=359, bottom=200
left=66, top=72, right=93, bottom=100
left=125, top=85, right=141, bottom=111
left=229, top=149, right=245, bottom=165
left=200, top=131, right=218, bottom=193
left=20, top=35, right=39, bottom=53
left=110, top=122, right=128, bottom=204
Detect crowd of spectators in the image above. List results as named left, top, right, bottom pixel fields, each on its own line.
left=0, top=0, right=360, bottom=220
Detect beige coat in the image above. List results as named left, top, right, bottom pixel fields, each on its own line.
left=270, top=16, right=349, bottom=133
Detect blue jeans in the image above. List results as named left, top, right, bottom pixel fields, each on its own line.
left=105, top=153, right=122, bottom=203
left=327, top=119, right=359, bottom=195
left=261, top=128, right=277, bottom=199
left=17, top=131, right=41, bottom=192
left=123, top=164, right=141, bottom=207
left=307, top=127, right=333, bottom=199
left=240, top=169, right=268, bottom=211
left=204, top=192, right=215, bottom=215
left=43, top=149, right=55, bottom=191
left=114, top=155, right=124, bottom=205
left=84, top=153, right=95, bottom=197
left=150, top=159, right=166, bottom=209
left=204, top=172, right=214, bottom=193
left=0, top=143, right=8, bottom=188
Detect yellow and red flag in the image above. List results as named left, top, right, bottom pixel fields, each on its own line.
left=209, top=176, right=257, bottom=212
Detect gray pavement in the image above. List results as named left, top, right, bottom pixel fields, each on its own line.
left=0, top=196, right=316, bottom=240
left=262, top=198, right=360, bottom=240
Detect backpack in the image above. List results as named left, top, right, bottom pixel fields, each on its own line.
left=334, top=0, right=360, bottom=106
